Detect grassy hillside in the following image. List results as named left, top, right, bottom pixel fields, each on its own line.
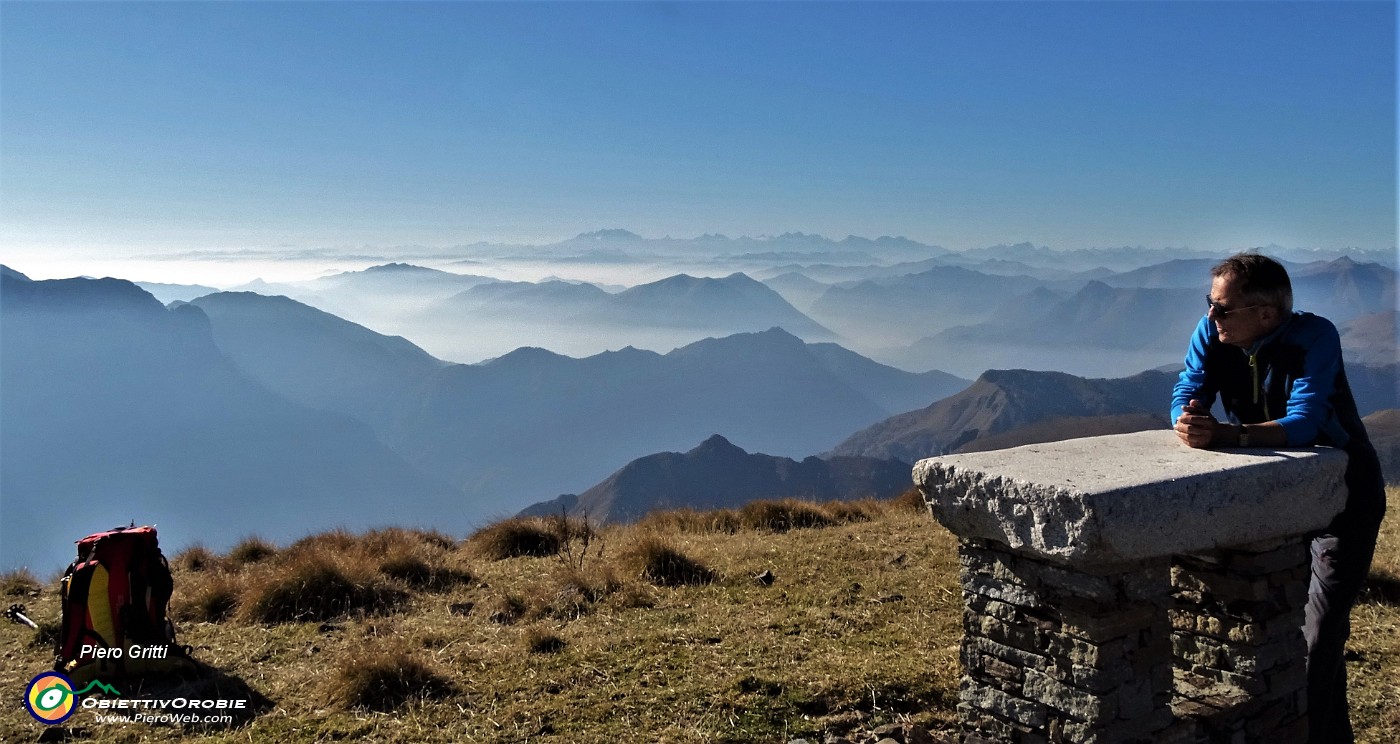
left=2, top=490, right=1397, bottom=743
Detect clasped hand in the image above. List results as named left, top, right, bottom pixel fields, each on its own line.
left=1174, top=398, right=1222, bottom=448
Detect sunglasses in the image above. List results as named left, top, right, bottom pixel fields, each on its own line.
left=1205, top=296, right=1265, bottom=319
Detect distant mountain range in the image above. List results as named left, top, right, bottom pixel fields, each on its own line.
left=805, top=266, right=1046, bottom=347
left=471, top=231, right=1390, bottom=273
left=524, top=384, right=1400, bottom=528
left=205, top=252, right=1391, bottom=374
left=188, top=292, right=447, bottom=432
left=407, top=272, right=836, bottom=362
left=830, top=369, right=1178, bottom=462
left=67, top=287, right=967, bottom=538
left=428, top=272, right=829, bottom=334
left=507, top=229, right=950, bottom=265
left=891, top=283, right=1202, bottom=377
left=1341, top=312, right=1398, bottom=367
left=519, top=434, right=911, bottom=524
left=376, top=326, right=964, bottom=518
left=879, top=258, right=1396, bottom=378
left=830, top=363, right=1397, bottom=463
left=225, top=263, right=500, bottom=340
left=4, top=245, right=1392, bottom=569
left=0, top=270, right=461, bottom=572
left=223, top=266, right=839, bottom=364
left=136, top=281, right=221, bottom=304
left=1290, top=257, right=1397, bottom=326
left=925, top=281, right=1200, bottom=350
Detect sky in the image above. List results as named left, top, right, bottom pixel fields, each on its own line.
left=1, top=1, right=1395, bottom=282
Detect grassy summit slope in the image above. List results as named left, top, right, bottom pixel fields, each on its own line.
left=2, top=490, right=1397, bottom=743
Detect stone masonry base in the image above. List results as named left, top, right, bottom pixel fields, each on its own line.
left=1170, top=537, right=1312, bottom=744
left=955, top=537, right=1313, bottom=744
left=957, top=540, right=1178, bottom=743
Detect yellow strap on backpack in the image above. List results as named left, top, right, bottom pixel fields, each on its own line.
left=87, top=564, right=116, bottom=648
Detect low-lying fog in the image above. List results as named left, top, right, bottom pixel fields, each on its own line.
left=10, top=235, right=1394, bottom=380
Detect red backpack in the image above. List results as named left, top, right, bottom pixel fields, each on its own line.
left=56, top=525, right=192, bottom=682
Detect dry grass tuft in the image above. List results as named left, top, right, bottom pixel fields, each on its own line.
left=174, top=573, right=242, bottom=623
left=738, top=498, right=836, bottom=532
left=534, top=566, right=623, bottom=620
left=173, top=544, right=221, bottom=573
left=467, top=517, right=563, bottom=560
left=27, top=619, right=60, bottom=650
left=821, top=499, right=880, bottom=524
left=637, top=507, right=743, bottom=534
left=486, top=592, right=529, bottom=625
left=623, top=537, right=718, bottom=587
left=890, top=487, right=930, bottom=514
left=608, top=581, right=658, bottom=610
left=378, top=552, right=474, bottom=593
left=637, top=498, right=882, bottom=535
left=227, top=535, right=278, bottom=566
left=1, top=568, right=40, bottom=596
left=359, top=527, right=458, bottom=555
left=170, top=528, right=476, bottom=625
left=285, top=528, right=359, bottom=555
left=524, top=626, right=568, bottom=654
left=238, top=553, right=407, bottom=624
left=326, top=647, right=455, bottom=712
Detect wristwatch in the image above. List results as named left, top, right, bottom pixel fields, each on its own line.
left=1239, top=424, right=1250, bottom=447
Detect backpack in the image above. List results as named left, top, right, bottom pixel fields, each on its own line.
left=56, top=525, right=194, bottom=683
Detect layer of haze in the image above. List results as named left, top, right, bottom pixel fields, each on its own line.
left=2, top=1, right=1395, bottom=289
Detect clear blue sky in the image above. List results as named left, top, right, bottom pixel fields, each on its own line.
left=1, top=1, right=1395, bottom=258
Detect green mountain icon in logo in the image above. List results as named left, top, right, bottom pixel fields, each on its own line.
left=73, top=680, right=121, bottom=696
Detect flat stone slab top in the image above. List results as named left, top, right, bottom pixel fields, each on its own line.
left=914, top=430, right=1348, bottom=566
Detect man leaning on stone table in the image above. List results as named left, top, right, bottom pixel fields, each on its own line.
left=1170, top=252, right=1386, bottom=743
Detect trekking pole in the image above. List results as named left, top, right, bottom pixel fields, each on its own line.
left=5, top=604, right=39, bottom=630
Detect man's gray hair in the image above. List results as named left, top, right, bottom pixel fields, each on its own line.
left=1210, top=253, right=1293, bottom=313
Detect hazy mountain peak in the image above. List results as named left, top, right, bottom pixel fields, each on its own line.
left=361, top=262, right=444, bottom=274
left=690, top=433, right=742, bottom=456
left=3, top=274, right=167, bottom=315
left=769, top=232, right=830, bottom=243
left=647, top=273, right=701, bottom=286
left=978, top=368, right=1079, bottom=387
left=830, top=367, right=1178, bottom=462
left=667, top=327, right=809, bottom=357
left=1078, top=279, right=1115, bottom=294
left=1, top=265, right=31, bottom=282
left=575, top=228, right=643, bottom=241
left=633, top=272, right=760, bottom=293
left=483, top=345, right=572, bottom=368
left=597, top=345, right=664, bottom=361
left=543, top=430, right=915, bottom=524
left=202, top=290, right=298, bottom=306
left=837, top=234, right=946, bottom=254
left=722, top=271, right=760, bottom=284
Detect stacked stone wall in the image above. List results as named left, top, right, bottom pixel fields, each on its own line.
left=1169, top=538, right=1313, bottom=743
left=957, top=539, right=1185, bottom=744
left=913, top=431, right=1348, bottom=744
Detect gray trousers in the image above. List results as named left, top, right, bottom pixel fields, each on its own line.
left=1304, top=525, right=1381, bottom=744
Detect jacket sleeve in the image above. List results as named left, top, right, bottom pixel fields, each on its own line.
left=1277, top=317, right=1344, bottom=446
left=1171, top=314, right=1215, bottom=424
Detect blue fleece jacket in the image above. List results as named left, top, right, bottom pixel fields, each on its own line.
left=1170, top=311, right=1362, bottom=448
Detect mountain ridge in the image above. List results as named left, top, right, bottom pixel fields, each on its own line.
left=521, top=434, right=912, bottom=524
left=829, top=368, right=1179, bottom=462
left=1, top=273, right=462, bottom=572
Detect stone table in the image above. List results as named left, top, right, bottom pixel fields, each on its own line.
left=913, top=430, right=1347, bottom=744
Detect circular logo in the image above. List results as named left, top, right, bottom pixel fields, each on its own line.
left=24, top=672, right=77, bottom=725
